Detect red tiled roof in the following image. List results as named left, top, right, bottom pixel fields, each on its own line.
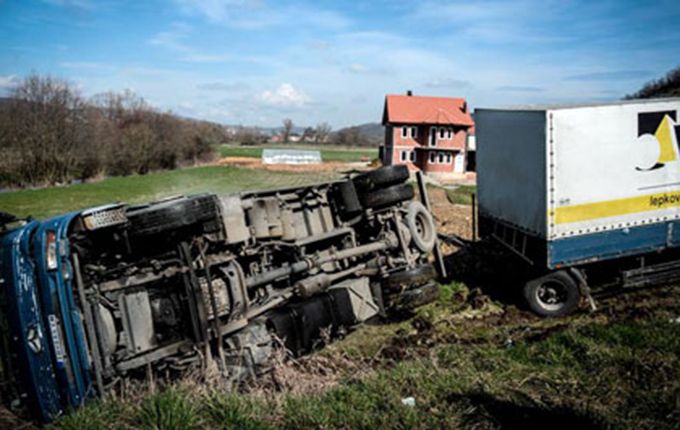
left=383, top=94, right=474, bottom=127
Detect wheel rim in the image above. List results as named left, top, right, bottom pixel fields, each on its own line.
left=535, top=281, right=568, bottom=312
left=415, top=215, right=426, bottom=237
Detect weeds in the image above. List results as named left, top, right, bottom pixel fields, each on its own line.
left=49, top=289, right=680, bottom=430
left=136, top=388, right=202, bottom=430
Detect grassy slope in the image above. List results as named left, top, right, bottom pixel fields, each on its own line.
left=50, top=284, right=680, bottom=430
left=218, top=144, right=378, bottom=162
left=0, top=166, right=339, bottom=220
left=445, top=185, right=477, bottom=206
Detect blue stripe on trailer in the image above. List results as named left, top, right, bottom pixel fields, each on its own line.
left=549, top=221, right=679, bottom=268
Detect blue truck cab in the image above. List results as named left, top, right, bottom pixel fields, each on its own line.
left=0, top=212, right=93, bottom=421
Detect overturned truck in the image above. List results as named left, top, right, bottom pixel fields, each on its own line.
left=0, top=166, right=441, bottom=422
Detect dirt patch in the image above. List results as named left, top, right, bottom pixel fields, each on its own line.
left=245, top=350, right=375, bottom=397
left=213, top=157, right=372, bottom=174
left=426, top=187, right=474, bottom=255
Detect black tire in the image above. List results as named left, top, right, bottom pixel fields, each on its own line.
left=523, top=271, right=580, bottom=317
left=359, top=183, right=414, bottom=209
left=406, top=202, right=437, bottom=253
left=385, top=281, right=440, bottom=311
left=383, top=264, right=438, bottom=292
left=353, top=165, right=410, bottom=193
left=127, top=194, right=220, bottom=237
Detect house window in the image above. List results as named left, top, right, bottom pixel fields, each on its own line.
left=410, top=151, right=416, bottom=162
left=429, top=152, right=436, bottom=163
left=429, top=127, right=437, bottom=147
left=438, top=152, right=445, bottom=163
left=448, top=128, right=453, bottom=140
left=410, top=126, right=418, bottom=138
left=446, top=153, right=452, bottom=164
left=400, top=150, right=408, bottom=162
left=439, top=128, right=446, bottom=139
left=401, top=126, right=408, bottom=138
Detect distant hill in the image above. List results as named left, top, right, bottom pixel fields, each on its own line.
left=349, top=122, right=384, bottom=141
left=625, top=66, right=680, bottom=99
left=331, top=122, right=383, bottom=147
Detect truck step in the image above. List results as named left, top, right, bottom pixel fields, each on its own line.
left=622, top=259, right=680, bottom=289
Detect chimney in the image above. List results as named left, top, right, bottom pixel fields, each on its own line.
left=406, top=90, right=413, bottom=96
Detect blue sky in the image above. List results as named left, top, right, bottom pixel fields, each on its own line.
left=0, top=0, right=678, bottom=128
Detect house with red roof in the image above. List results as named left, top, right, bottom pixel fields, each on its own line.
left=381, top=91, right=474, bottom=174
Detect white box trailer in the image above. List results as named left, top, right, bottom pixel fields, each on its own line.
left=476, top=98, right=680, bottom=315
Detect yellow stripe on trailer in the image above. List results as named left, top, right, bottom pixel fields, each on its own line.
left=553, top=190, right=680, bottom=224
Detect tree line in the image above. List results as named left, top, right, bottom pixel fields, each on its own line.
left=0, top=74, right=228, bottom=188
left=625, top=65, right=680, bottom=99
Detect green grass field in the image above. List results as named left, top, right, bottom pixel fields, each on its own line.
left=218, top=144, right=378, bottom=163
left=49, top=283, right=680, bottom=430
left=0, top=165, right=339, bottom=220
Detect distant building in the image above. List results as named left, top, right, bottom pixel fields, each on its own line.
left=268, top=134, right=283, bottom=143
left=381, top=91, right=474, bottom=174
left=262, top=149, right=321, bottom=165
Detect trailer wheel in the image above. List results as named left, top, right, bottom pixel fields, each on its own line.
left=353, top=165, right=410, bottom=193
left=359, top=183, right=414, bottom=209
left=523, top=271, right=580, bottom=317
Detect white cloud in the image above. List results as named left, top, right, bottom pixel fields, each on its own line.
left=258, top=83, right=310, bottom=108
left=197, top=81, right=250, bottom=92
left=170, top=0, right=350, bottom=30
left=172, top=0, right=259, bottom=24
left=0, top=75, right=20, bottom=90
left=425, top=77, right=472, bottom=89
left=148, top=23, right=270, bottom=64
left=348, top=64, right=369, bottom=74
left=61, top=61, right=114, bottom=70
left=148, top=22, right=192, bottom=53
left=40, top=0, right=95, bottom=11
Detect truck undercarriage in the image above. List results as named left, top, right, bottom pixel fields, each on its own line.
left=0, top=166, right=442, bottom=421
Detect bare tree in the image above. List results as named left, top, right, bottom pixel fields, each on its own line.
left=5, top=74, right=88, bottom=186
left=332, top=126, right=366, bottom=146
left=234, top=125, right=264, bottom=146
left=315, top=122, right=332, bottom=144
left=282, top=118, right=294, bottom=143
left=0, top=74, right=220, bottom=188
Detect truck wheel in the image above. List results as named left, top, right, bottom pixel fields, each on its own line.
left=406, top=202, right=436, bottom=253
left=523, top=271, right=580, bottom=317
left=385, top=281, right=440, bottom=311
left=127, top=195, right=220, bottom=237
left=383, top=264, right=437, bottom=292
left=353, top=165, right=409, bottom=193
left=359, top=183, right=414, bottom=209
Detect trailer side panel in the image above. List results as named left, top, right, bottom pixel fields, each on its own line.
left=477, top=109, right=548, bottom=238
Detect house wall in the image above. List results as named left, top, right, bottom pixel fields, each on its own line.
left=424, top=125, right=467, bottom=150
left=420, top=149, right=459, bottom=173
left=385, top=124, right=471, bottom=173
left=389, top=124, right=422, bottom=171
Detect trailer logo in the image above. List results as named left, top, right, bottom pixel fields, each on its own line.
left=637, top=111, right=680, bottom=171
